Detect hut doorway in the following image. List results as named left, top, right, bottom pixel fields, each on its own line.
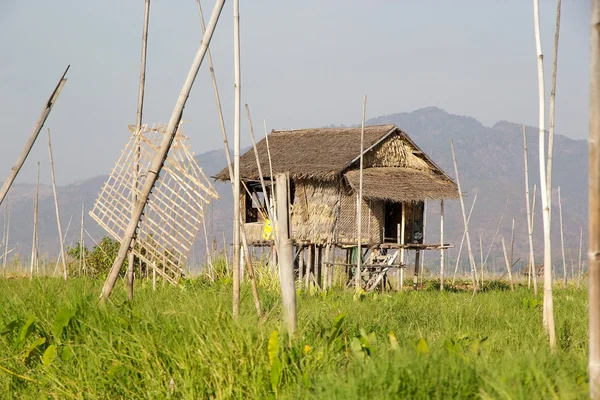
left=383, top=202, right=403, bottom=243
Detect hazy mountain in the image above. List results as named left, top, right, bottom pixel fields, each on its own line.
left=0, top=107, right=587, bottom=274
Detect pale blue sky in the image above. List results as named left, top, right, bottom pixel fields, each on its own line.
left=0, top=0, right=590, bottom=185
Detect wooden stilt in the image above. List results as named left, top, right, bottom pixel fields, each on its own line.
left=298, top=245, right=304, bottom=287
left=440, top=200, right=444, bottom=291
left=413, top=250, right=420, bottom=290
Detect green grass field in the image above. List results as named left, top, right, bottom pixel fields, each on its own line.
left=0, top=277, right=589, bottom=399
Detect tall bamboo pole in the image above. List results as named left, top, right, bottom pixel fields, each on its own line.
left=47, top=129, right=67, bottom=281
left=501, top=238, right=515, bottom=291
left=127, top=0, right=151, bottom=303
left=196, top=0, right=261, bottom=316
left=440, top=200, right=445, bottom=291
left=533, top=0, right=556, bottom=348
left=452, top=194, right=477, bottom=284
left=589, top=0, right=600, bottom=393
left=355, top=95, right=366, bottom=291
left=80, top=198, right=85, bottom=276
left=100, top=0, right=226, bottom=301
left=451, top=141, right=478, bottom=290
left=546, top=0, right=562, bottom=221
left=30, top=162, right=40, bottom=279
left=558, top=186, right=567, bottom=286
left=232, top=0, right=242, bottom=318
left=523, top=126, right=538, bottom=294
left=0, top=66, right=69, bottom=208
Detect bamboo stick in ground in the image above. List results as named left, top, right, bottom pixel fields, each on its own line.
left=509, top=217, right=515, bottom=271
left=30, top=162, right=40, bottom=279
left=0, top=67, right=69, bottom=208
left=588, top=0, right=600, bottom=393
left=523, top=126, right=538, bottom=295
left=47, top=129, right=67, bottom=281
left=452, top=194, right=478, bottom=285
left=546, top=0, right=562, bottom=222
left=533, top=0, right=556, bottom=348
left=480, top=195, right=509, bottom=280
left=451, top=140, right=478, bottom=291
left=80, top=197, right=86, bottom=276
left=501, top=237, right=515, bottom=291
left=356, top=95, right=367, bottom=291
left=558, top=186, right=567, bottom=286
left=232, top=0, right=242, bottom=318
left=100, top=0, right=226, bottom=301
left=276, top=173, right=296, bottom=334
left=578, top=226, right=583, bottom=289
left=479, top=235, right=484, bottom=286
left=440, top=200, right=445, bottom=291
left=2, top=201, right=9, bottom=276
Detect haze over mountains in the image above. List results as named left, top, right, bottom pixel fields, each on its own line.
left=0, top=107, right=587, bottom=273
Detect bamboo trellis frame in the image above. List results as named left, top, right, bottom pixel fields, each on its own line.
left=90, top=124, right=218, bottom=284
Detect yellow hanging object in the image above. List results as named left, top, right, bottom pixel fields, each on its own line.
left=262, top=218, right=273, bottom=240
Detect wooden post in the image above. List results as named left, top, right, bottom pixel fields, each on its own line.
left=30, top=162, right=40, bottom=279
left=533, top=0, right=556, bottom=348
left=355, top=95, right=367, bottom=291
left=558, top=186, right=567, bottom=286
left=440, top=200, right=444, bottom=291
left=306, top=245, right=313, bottom=289
left=397, top=204, right=406, bottom=291
left=232, top=0, right=242, bottom=318
left=316, top=246, right=323, bottom=289
left=0, top=66, right=69, bottom=208
left=420, top=201, right=427, bottom=286
left=451, top=140, right=478, bottom=291
left=523, top=126, right=538, bottom=294
left=501, top=238, right=515, bottom=291
left=47, top=129, right=67, bottom=281
left=413, top=250, right=420, bottom=290
left=275, top=173, right=296, bottom=334
left=452, top=194, right=478, bottom=284
left=240, top=224, right=262, bottom=317
left=298, top=245, right=304, bottom=288
left=100, top=0, right=226, bottom=301
left=328, top=244, right=335, bottom=289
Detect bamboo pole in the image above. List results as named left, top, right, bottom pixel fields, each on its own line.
left=201, top=210, right=213, bottom=279
left=452, top=194, right=477, bottom=284
left=523, top=126, right=538, bottom=294
left=399, top=212, right=405, bottom=291
left=47, top=129, right=67, bottom=281
left=80, top=198, right=85, bottom=277
left=232, top=0, right=242, bottom=318
left=546, top=0, right=562, bottom=222
left=578, top=226, right=583, bottom=289
left=481, top=196, right=509, bottom=278
left=127, top=0, right=150, bottom=303
left=533, top=0, right=556, bottom=348
left=30, top=162, right=40, bottom=279
left=510, top=217, right=515, bottom=270
left=245, top=104, right=273, bottom=219
left=263, top=119, right=276, bottom=217
left=440, top=200, right=445, bottom=291
left=589, top=1, right=600, bottom=393
left=276, top=173, right=296, bottom=334
left=0, top=66, right=69, bottom=208
left=558, top=186, right=567, bottom=286
left=451, top=141, right=478, bottom=290
left=501, top=237, right=515, bottom=291
left=2, top=202, right=9, bottom=276
left=420, top=201, right=427, bottom=286
left=100, top=0, right=226, bottom=301
left=479, top=235, right=484, bottom=285
left=196, top=0, right=260, bottom=316
left=355, top=95, right=367, bottom=291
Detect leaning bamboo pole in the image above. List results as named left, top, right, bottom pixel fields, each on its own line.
left=195, top=0, right=260, bottom=316
left=127, top=0, right=151, bottom=303
left=47, top=129, right=67, bottom=281
left=232, top=0, right=242, bottom=318
left=452, top=194, right=477, bottom=284
left=589, top=0, right=600, bottom=394
left=451, top=140, right=478, bottom=291
left=558, top=187, right=567, bottom=286
left=480, top=195, right=509, bottom=280
left=546, top=0, right=562, bottom=222
left=501, top=237, right=515, bottom=291
left=100, top=0, right=226, bottom=301
left=533, top=0, right=556, bottom=348
left=355, top=95, right=366, bottom=291
left=263, top=119, right=276, bottom=218
left=245, top=104, right=273, bottom=218
left=523, top=126, right=538, bottom=295
left=0, top=66, right=69, bottom=208
left=30, top=162, right=40, bottom=279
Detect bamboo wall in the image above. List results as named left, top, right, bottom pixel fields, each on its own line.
left=336, top=188, right=384, bottom=245
left=290, top=179, right=339, bottom=243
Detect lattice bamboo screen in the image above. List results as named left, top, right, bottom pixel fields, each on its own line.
left=90, top=124, right=218, bottom=284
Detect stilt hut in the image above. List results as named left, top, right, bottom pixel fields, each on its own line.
left=214, top=124, right=458, bottom=288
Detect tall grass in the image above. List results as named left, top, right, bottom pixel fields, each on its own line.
left=0, top=277, right=588, bottom=399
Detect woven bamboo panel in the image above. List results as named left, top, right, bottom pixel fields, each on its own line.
left=90, top=124, right=218, bottom=284
left=336, top=190, right=383, bottom=245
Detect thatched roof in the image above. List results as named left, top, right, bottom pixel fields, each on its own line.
left=214, top=125, right=397, bottom=181
left=344, top=167, right=459, bottom=202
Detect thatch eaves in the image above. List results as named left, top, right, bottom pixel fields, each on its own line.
left=344, top=167, right=459, bottom=202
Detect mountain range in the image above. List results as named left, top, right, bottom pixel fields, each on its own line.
left=0, top=107, right=588, bottom=274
